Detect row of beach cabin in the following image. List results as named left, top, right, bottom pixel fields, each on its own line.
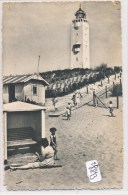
left=3, top=74, right=49, bottom=162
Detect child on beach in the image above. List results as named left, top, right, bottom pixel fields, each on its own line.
left=108, top=101, right=114, bottom=117
left=49, top=127, right=58, bottom=160
left=71, top=94, right=76, bottom=106
left=93, top=93, right=98, bottom=107
left=67, top=102, right=72, bottom=116
left=51, top=97, right=58, bottom=112
left=65, top=106, right=71, bottom=120
left=75, top=90, right=82, bottom=107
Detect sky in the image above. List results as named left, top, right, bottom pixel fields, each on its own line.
left=2, top=1, right=122, bottom=76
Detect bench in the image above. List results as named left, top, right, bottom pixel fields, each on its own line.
left=7, top=127, right=35, bottom=141
left=7, top=127, right=38, bottom=155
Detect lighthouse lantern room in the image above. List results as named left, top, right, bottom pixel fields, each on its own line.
left=71, top=5, right=90, bottom=69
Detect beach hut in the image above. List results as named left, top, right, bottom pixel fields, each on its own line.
left=3, top=74, right=49, bottom=105
left=3, top=101, right=46, bottom=162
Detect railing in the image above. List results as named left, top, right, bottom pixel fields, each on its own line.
left=46, top=73, right=122, bottom=112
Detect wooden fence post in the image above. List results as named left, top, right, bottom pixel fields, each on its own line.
left=86, top=85, right=88, bottom=94
left=101, top=79, right=103, bottom=87
left=115, top=73, right=116, bottom=80
left=117, top=95, right=119, bottom=109
left=93, top=91, right=95, bottom=106
left=108, top=76, right=110, bottom=84
left=120, top=78, right=122, bottom=86
left=105, top=86, right=107, bottom=98
left=120, top=71, right=122, bottom=78
left=113, top=81, right=115, bottom=91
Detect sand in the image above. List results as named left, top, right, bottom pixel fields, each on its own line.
left=4, top=96, right=123, bottom=190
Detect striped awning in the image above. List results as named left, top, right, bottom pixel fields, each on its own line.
left=3, top=74, right=49, bottom=86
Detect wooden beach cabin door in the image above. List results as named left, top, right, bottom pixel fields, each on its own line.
left=8, top=84, right=15, bottom=102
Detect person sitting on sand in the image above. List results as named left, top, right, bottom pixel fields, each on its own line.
left=49, top=127, right=58, bottom=160
left=10, top=138, right=54, bottom=170
left=108, top=101, right=114, bottom=117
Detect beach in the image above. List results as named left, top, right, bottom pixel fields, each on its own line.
left=4, top=96, right=123, bottom=190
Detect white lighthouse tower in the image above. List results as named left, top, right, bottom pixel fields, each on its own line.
left=71, top=5, right=90, bottom=69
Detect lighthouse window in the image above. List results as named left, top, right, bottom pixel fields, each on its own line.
left=33, top=86, right=37, bottom=95
left=76, top=57, right=78, bottom=62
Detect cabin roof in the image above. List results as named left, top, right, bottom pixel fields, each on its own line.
left=3, top=101, right=46, bottom=112
left=3, top=74, right=49, bottom=86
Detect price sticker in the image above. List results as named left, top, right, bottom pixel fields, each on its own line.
left=86, top=160, right=102, bottom=183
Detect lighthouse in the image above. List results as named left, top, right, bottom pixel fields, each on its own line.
left=71, top=5, right=90, bottom=69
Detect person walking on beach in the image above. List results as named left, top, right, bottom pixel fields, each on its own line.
left=10, top=138, right=54, bottom=170
left=108, top=101, right=114, bottom=117
left=75, top=90, right=82, bottom=107
left=71, top=93, right=76, bottom=106
left=93, top=93, right=98, bottom=107
left=51, top=97, right=58, bottom=112
left=49, top=127, right=58, bottom=160
left=65, top=106, right=71, bottom=120
left=67, top=102, right=72, bottom=116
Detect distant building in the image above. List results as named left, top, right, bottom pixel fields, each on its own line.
left=3, top=74, right=49, bottom=105
left=71, top=5, right=90, bottom=69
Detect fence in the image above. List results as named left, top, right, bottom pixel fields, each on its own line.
left=45, top=72, right=122, bottom=113
left=88, top=81, right=122, bottom=109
